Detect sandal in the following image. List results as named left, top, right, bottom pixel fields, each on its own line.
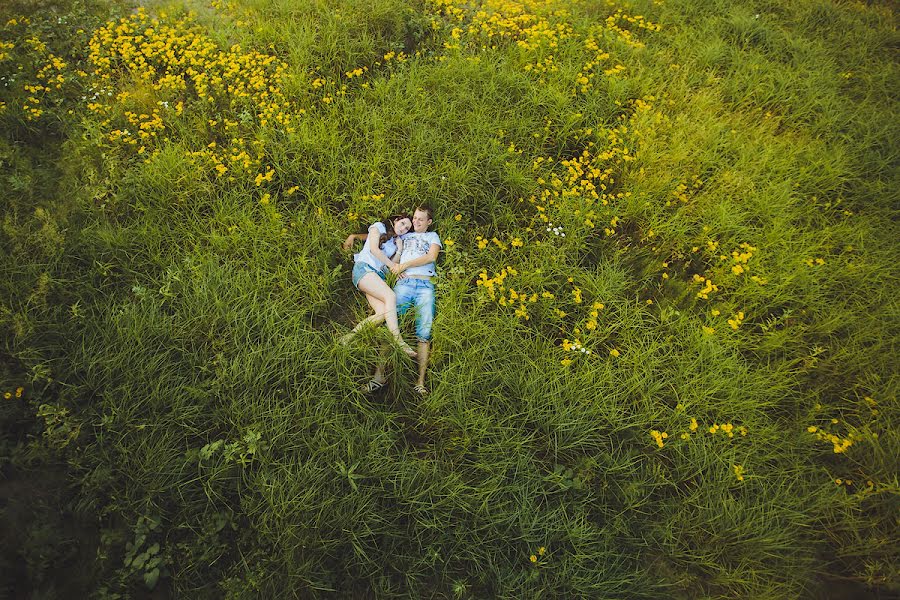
left=413, top=384, right=428, bottom=396
left=362, top=378, right=386, bottom=394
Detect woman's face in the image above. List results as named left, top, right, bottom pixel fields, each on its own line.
left=393, top=217, right=412, bottom=236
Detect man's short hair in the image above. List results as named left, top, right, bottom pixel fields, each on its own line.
left=415, top=204, right=434, bottom=221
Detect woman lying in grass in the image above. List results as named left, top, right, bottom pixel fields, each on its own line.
left=340, top=213, right=417, bottom=358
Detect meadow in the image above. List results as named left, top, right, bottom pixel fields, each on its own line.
left=0, top=0, right=897, bottom=597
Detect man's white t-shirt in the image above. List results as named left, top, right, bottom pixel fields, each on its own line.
left=399, top=231, right=442, bottom=277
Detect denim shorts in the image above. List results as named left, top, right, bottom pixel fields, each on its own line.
left=352, top=261, right=386, bottom=288
left=395, top=278, right=436, bottom=342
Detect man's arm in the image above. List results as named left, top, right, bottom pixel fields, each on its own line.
left=394, top=243, right=440, bottom=273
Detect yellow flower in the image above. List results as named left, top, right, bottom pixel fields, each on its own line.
left=689, top=418, right=698, bottom=431
left=561, top=359, right=572, bottom=366
left=530, top=554, right=537, bottom=563
left=3, top=392, right=10, bottom=399
left=254, top=169, right=275, bottom=186
left=609, top=348, right=620, bottom=357
left=538, top=546, right=546, bottom=556
left=16, top=387, right=24, bottom=397
left=444, top=239, right=455, bottom=247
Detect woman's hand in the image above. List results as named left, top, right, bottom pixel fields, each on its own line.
left=390, top=262, right=405, bottom=275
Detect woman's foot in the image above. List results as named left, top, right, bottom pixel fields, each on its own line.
left=338, top=331, right=355, bottom=346
left=397, top=340, right=417, bottom=359
left=361, top=377, right=387, bottom=394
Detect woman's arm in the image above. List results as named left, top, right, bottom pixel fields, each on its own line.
left=392, top=237, right=403, bottom=260
left=342, top=232, right=366, bottom=250
left=391, top=243, right=440, bottom=273
left=366, top=225, right=396, bottom=268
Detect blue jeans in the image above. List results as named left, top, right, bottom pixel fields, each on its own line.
left=394, top=278, right=435, bottom=342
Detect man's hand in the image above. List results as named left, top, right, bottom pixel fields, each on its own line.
left=390, top=262, right=405, bottom=275
left=342, top=234, right=356, bottom=251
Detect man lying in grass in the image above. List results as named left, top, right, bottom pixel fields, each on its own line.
left=343, top=205, right=441, bottom=395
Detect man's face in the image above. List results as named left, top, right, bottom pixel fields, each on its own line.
left=412, top=210, right=432, bottom=233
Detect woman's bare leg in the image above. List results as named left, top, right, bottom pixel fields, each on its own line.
left=342, top=293, right=386, bottom=338
left=344, top=273, right=416, bottom=357
left=340, top=290, right=386, bottom=345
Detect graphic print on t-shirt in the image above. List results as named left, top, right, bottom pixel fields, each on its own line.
left=400, top=231, right=441, bottom=277
left=402, top=233, right=434, bottom=261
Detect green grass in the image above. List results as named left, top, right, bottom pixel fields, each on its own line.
left=0, top=0, right=897, bottom=597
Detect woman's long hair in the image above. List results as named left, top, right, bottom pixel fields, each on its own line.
left=379, top=213, right=411, bottom=246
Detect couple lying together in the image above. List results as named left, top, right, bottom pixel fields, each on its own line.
left=340, top=205, right=441, bottom=395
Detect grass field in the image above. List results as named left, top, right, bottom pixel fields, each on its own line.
left=0, top=0, right=897, bottom=597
